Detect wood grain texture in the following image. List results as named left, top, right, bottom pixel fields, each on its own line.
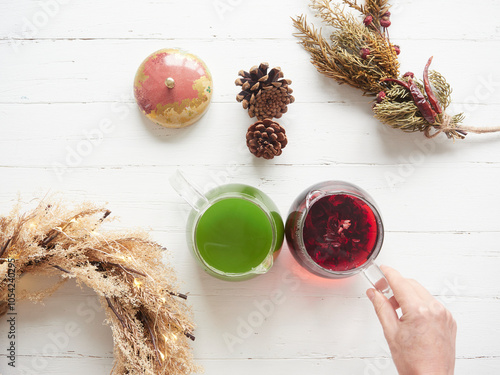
left=1, top=0, right=500, bottom=374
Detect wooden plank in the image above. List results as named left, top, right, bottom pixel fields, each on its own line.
left=0, top=0, right=498, bottom=41
left=198, top=358, right=500, bottom=375
left=0, top=356, right=114, bottom=375
left=9, top=231, right=500, bottom=299
left=4, top=281, right=499, bottom=359
left=1, top=38, right=500, bottom=106
left=0, top=164, right=499, bottom=233
left=1, top=102, right=500, bottom=167
left=1, top=356, right=499, bottom=375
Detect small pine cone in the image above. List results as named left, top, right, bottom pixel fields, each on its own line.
left=246, top=119, right=287, bottom=160
left=236, top=63, right=294, bottom=120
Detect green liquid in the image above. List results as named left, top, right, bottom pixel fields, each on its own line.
left=195, top=197, right=274, bottom=274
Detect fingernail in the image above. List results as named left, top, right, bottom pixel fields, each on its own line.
left=366, top=289, right=375, bottom=301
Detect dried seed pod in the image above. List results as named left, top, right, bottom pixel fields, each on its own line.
left=380, top=12, right=391, bottom=28
left=376, top=91, right=386, bottom=103
left=380, top=19, right=391, bottom=28
left=360, top=48, right=371, bottom=60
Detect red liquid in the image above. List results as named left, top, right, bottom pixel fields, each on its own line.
left=302, top=194, right=378, bottom=271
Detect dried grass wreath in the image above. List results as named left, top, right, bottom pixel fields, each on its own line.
left=0, top=200, right=200, bottom=375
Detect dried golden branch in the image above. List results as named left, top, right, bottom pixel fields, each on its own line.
left=293, top=0, right=500, bottom=139
left=293, top=6, right=399, bottom=95
left=342, top=0, right=365, bottom=14
left=0, top=200, right=200, bottom=375
left=365, top=0, right=391, bottom=27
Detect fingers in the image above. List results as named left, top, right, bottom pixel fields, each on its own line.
left=367, top=288, right=399, bottom=339
left=381, top=265, right=422, bottom=313
left=406, top=278, right=434, bottom=302
left=388, top=295, right=400, bottom=311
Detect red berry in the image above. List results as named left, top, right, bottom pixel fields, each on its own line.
left=363, top=15, right=373, bottom=26
left=380, top=11, right=391, bottom=28
left=376, top=91, right=386, bottom=103
left=360, top=48, right=371, bottom=60
left=380, top=18, right=391, bottom=28
left=393, top=45, right=401, bottom=55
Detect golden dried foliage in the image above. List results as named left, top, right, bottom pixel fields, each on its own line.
left=342, top=0, right=391, bottom=29
left=293, top=0, right=500, bottom=139
left=373, top=73, right=466, bottom=139
left=293, top=0, right=399, bottom=95
left=0, top=200, right=201, bottom=375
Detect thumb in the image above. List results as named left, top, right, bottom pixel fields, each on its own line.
left=367, top=288, right=398, bottom=338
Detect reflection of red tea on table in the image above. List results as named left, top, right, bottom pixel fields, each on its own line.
left=302, top=194, right=378, bottom=272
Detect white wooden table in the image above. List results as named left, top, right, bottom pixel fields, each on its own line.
left=1, top=0, right=500, bottom=374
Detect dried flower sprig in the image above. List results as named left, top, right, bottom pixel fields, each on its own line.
left=0, top=200, right=200, bottom=375
left=293, top=0, right=500, bottom=139
left=293, top=0, right=399, bottom=95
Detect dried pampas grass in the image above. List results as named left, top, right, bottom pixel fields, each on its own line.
left=0, top=200, right=201, bottom=375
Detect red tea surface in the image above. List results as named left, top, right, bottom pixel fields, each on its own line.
left=302, top=194, right=378, bottom=271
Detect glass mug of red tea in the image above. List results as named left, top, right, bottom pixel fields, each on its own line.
left=285, top=181, right=393, bottom=299
left=170, top=170, right=284, bottom=281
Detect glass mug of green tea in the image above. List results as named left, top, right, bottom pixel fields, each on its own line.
left=170, top=170, right=284, bottom=281
left=285, top=181, right=393, bottom=299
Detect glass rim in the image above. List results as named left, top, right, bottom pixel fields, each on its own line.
left=192, top=193, right=277, bottom=278
left=297, top=190, right=385, bottom=277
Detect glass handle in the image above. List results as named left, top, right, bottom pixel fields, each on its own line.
left=169, top=170, right=208, bottom=213
left=363, top=262, right=394, bottom=300
left=252, top=253, right=274, bottom=274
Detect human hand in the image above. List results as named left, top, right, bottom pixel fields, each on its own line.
left=366, top=266, right=457, bottom=375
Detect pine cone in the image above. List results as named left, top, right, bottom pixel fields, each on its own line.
left=236, top=63, right=294, bottom=120
left=246, top=119, right=288, bottom=159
